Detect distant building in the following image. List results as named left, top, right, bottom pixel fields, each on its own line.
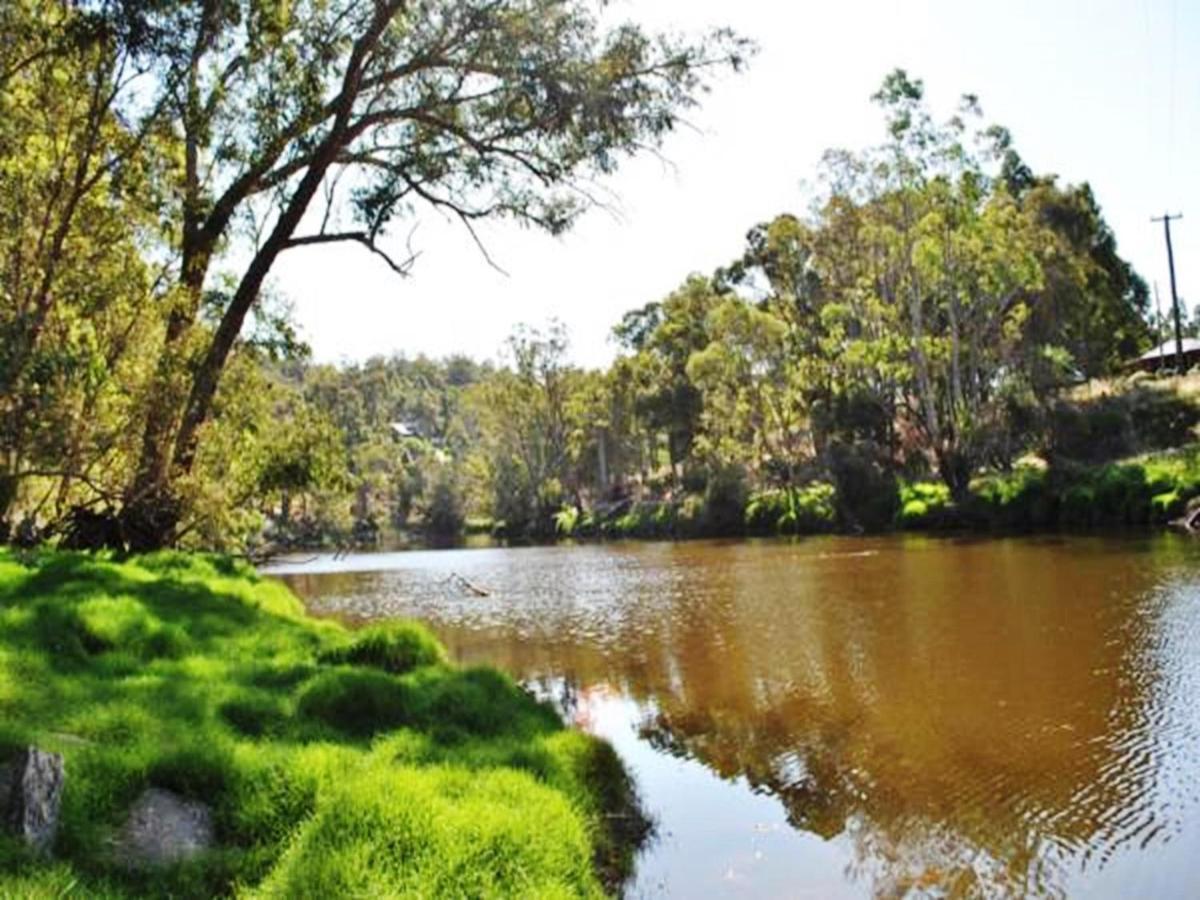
left=1126, top=338, right=1200, bottom=374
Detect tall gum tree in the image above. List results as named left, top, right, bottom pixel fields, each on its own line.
left=0, top=0, right=169, bottom=530
left=104, top=0, right=750, bottom=548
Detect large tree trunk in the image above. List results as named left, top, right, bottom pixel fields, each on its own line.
left=119, top=6, right=385, bottom=549
left=121, top=240, right=213, bottom=551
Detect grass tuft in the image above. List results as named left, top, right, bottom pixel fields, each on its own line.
left=317, top=620, right=445, bottom=674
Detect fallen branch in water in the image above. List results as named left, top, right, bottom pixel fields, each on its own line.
left=239, top=545, right=318, bottom=567
left=441, top=572, right=490, bottom=597
left=1171, top=498, right=1200, bottom=533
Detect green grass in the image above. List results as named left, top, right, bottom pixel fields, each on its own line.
left=0, top=550, right=645, bottom=898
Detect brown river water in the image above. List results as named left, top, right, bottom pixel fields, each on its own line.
left=267, top=535, right=1200, bottom=898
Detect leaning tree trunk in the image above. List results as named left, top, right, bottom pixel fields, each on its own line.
left=118, top=0, right=393, bottom=551
left=937, top=443, right=972, bottom=504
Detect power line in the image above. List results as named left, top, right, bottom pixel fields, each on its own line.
left=1152, top=212, right=1184, bottom=371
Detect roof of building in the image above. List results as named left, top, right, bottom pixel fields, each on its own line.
left=1134, top=338, right=1200, bottom=363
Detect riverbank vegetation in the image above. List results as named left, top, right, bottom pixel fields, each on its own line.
left=2, top=0, right=1194, bottom=553
left=0, top=550, right=646, bottom=897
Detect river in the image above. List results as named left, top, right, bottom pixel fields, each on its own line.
left=267, top=535, right=1200, bottom=898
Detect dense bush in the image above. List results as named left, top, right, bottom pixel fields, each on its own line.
left=896, top=481, right=955, bottom=529
left=1128, top=386, right=1200, bottom=449
left=892, top=447, right=1200, bottom=533
left=968, top=466, right=1053, bottom=530
left=423, top=472, right=465, bottom=542
left=746, top=483, right=837, bottom=534
left=825, top=442, right=899, bottom=531
left=1048, top=385, right=1200, bottom=463
left=553, top=504, right=582, bottom=537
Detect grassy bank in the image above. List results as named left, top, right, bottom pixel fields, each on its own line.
left=0, top=551, right=645, bottom=898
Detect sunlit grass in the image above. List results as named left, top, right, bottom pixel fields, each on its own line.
left=0, top=550, right=644, bottom=897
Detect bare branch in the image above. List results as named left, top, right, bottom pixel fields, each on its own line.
left=454, top=212, right=509, bottom=277
left=281, top=230, right=420, bottom=277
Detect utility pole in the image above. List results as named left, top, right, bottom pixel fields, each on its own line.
left=1155, top=281, right=1165, bottom=370
left=1152, top=213, right=1184, bottom=372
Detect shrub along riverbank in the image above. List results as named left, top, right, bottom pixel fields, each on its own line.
left=899, top=444, right=1200, bottom=531
left=0, top=552, right=645, bottom=897
left=546, top=444, right=1200, bottom=541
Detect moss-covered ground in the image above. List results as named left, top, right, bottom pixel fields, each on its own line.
left=0, top=551, right=645, bottom=898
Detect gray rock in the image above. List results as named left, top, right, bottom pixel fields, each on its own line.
left=1, top=747, right=66, bottom=854
left=115, top=788, right=214, bottom=867
left=0, top=761, right=11, bottom=821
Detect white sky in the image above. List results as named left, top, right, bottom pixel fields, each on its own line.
left=271, top=0, right=1200, bottom=369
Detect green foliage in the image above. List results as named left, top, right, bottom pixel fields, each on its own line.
left=897, top=482, right=954, bottom=528
left=0, top=0, right=163, bottom=537
left=1048, top=385, right=1200, bottom=463
left=1018, top=181, right=1151, bottom=379
left=423, top=469, right=466, bottom=542
left=907, top=447, right=1200, bottom=531
left=554, top=504, right=582, bottom=537
left=968, top=466, right=1052, bottom=529
left=615, top=277, right=718, bottom=470
left=0, top=551, right=642, bottom=897
left=1048, top=449, right=1200, bottom=528
left=746, top=484, right=837, bottom=534
left=1059, top=463, right=1153, bottom=527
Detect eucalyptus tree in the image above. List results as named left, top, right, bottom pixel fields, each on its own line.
left=466, top=321, right=580, bottom=536
left=1018, top=178, right=1151, bottom=381
left=0, top=0, right=165, bottom=531
left=100, top=0, right=749, bottom=547
left=687, top=298, right=810, bottom=485
left=613, top=275, right=721, bottom=479
left=829, top=71, right=1048, bottom=496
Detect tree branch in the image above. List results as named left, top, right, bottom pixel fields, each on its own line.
left=281, top=229, right=420, bottom=277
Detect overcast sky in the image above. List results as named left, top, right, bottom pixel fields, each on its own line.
left=270, top=0, right=1199, bottom=369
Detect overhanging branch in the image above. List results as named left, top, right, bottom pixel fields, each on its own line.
left=281, top=228, right=420, bottom=277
